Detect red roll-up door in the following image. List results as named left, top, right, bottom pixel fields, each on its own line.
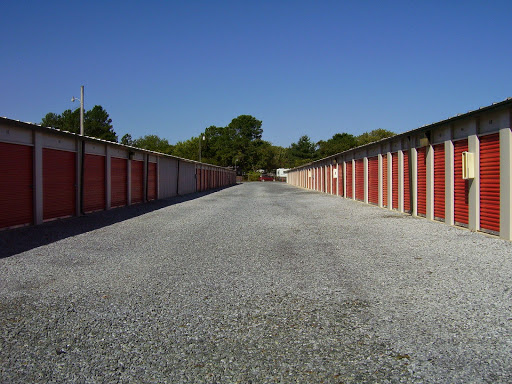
left=43, top=148, right=76, bottom=221
left=346, top=162, right=353, bottom=198
left=454, top=139, right=469, bottom=225
left=0, top=142, right=33, bottom=228
left=417, top=147, right=427, bottom=216
left=433, top=144, right=445, bottom=220
left=338, top=164, right=343, bottom=197
left=355, top=159, right=364, bottom=201
left=392, top=153, right=398, bottom=209
left=131, top=160, right=144, bottom=204
left=368, top=156, right=378, bottom=205
left=83, top=154, right=105, bottom=213
left=111, top=157, right=127, bottom=207
left=403, top=151, right=411, bottom=213
left=327, top=166, right=331, bottom=194
left=480, top=133, right=500, bottom=233
left=148, top=162, right=157, bottom=200
left=196, top=168, right=200, bottom=191
left=382, top=155, right=388, bottom=207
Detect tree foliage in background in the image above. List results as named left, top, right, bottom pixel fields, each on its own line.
left=132, top=135, right=174, bottom=154
left=41, top=106, right=117, bottom=142
left=356, top=128, right=395, bottom=146
left=42, top=107, right=396, bottom=172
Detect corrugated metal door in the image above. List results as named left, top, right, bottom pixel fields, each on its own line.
left=392, top=153, right=398, bottom=209
left=0, top=142, right=33, bottom=228
left=382, top=155, right=388, bottom=207
left=111, top=157, right=127, bottom=207
left=43, top=148, right=76, bottom=220
left=131, top=160, right=144, bottom=204
left=355, top=159, right=364, bottom=201
left=454, top=139, right=469, bottom=225
left=338, top=164, right=343, bottom=197
left=433, top=144, right=445, bottom=220
left=346, top=163, right=353, bottom=198
left=148, top=162, right=157, bottom=200
left=417, top=147, right=427, bottom=216
left=83, top=154, right=105, bottom=213
left=196, top=168, right=200, bottom=191
left=368, top=156, right=378, bottom=204
left=327, top=166, right=331, bottom=194
left=480, top=133, right=500, bottom=233
left=403, top=151, right=411, bottom=212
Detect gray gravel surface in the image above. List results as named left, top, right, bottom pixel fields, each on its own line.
left=1, top=182, right=512, bottom=383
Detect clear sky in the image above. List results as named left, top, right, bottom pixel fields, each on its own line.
left=1, top=1, right=511, bottom=147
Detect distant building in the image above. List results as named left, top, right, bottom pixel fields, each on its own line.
left=276, top=168, right=290, bottom=179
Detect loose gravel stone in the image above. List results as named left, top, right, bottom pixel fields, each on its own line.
left=1, top=183, right=512, bottom=383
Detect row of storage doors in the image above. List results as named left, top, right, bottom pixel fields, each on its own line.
left=0, top=143, right=157, bottom=229
left=301, top=133, right=500, bottom=234
left=196, top=168, right=233, bottom=192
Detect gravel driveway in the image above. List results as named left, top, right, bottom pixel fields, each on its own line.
left=1, top=182, right=512, bottom=383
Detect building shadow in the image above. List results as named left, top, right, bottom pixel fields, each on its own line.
left=0, top=185, right=238, bottom=259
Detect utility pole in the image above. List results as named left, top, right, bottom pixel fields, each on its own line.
left=72, top=85, right=85, bottom=136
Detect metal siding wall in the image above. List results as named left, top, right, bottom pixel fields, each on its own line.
left=179, top=162, right=196, bottom=195
left=403, top=151, right=411, bottom=212
left=0, top=142, right=33, bottom=228
left=480, top=133, right=500, bottom=233
left=158, top=157, right=178, bottom=198
left=43, top=148, right=76, bottom=220
left=382, top=155, right=388, bottom=207
left=454, top=139, right=469, bottom=225
left=111, top=157, right=128, bottom=207
left=417, top=147, right=427, bottom=216
left=83, top=154, right=105, bottom=213
left=355, top=159, right=364, bottom=201
left=368, top=156, right=379, bottom=204
left=392, top=153, right=398, bottom=209
left=433, top=144, right=445, bottom=220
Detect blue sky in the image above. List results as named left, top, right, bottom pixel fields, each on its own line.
left=1, top=1, right=511, bottom=147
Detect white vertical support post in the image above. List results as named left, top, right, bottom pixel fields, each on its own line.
left=106, top=145, right=111, bottom=209
left=364, top=157, right=369, bottom=203
left=33, top=131, right=43, bottom=225
left=468, top=135, right=480, bottom=231
left=398, top=150, right=404, bottom=212
left=411, top=148, right=418, bottom=216
left=352, top=160, right=355, bottom=200
left=156, top=156, right=160, bottom=199
left=387, top=153, right=392, bottom=209
left=426, top=145, right=434, bottom=220
left=445, top=140, right=455, bottom=226
left=500, top=127, right=512, bottom=240
left=378, top=154, right=383, bottom=207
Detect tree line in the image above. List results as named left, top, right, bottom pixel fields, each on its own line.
left=41, top=107, right=395, bottom=172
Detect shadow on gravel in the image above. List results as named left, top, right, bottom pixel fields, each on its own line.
left=0, top=186, right=238, bottom=259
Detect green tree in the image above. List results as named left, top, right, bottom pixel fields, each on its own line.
left=41, top=106, right=118, bottom=142
left=356, top=128, right=395, bottom=146
left=289, top=135, right=317, bottom=166
left=133, top=134, right=174, bottom=154
left=317, top=132, right=358, bottom=158
left=120, top=133, right=133, bottom=146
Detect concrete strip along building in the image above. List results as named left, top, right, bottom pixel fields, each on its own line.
left=0, top=117, right=236, bottom=230
left=287, top=97, right=512, bottom=241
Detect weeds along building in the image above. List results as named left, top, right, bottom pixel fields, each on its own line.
left=0, top=117, right=236, bottom=230
left=286, top=98, right=512, bottom=241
